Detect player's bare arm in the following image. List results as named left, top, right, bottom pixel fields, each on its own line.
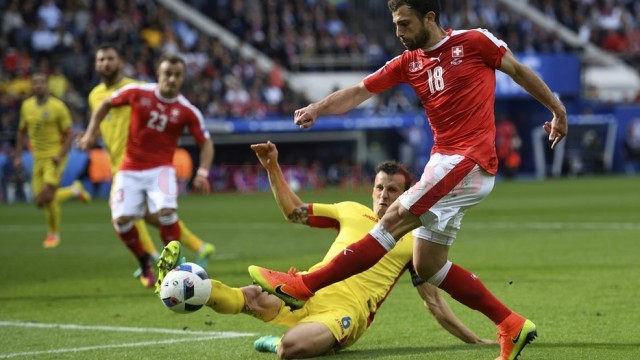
left=78, top=99, right=113, bottom=151
left=13, top=129, right=26, bottom=168
left=239, top=285, right=282, bottom=322
left=499, top=51, right=568, bottom=149
left=251, top=141, right=310, bottom=225
left=416, top=282, right=496, bottom=345
left=193, top=138, right=214, bottom=194
left=294, top=82, right=375, bottom=129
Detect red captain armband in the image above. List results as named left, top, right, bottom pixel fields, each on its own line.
left=196, top=167, right=209, bottom=178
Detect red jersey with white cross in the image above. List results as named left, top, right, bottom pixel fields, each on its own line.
left=363, top=29, right=507, bottom=175
left=110, top=83, right=210, bottom=171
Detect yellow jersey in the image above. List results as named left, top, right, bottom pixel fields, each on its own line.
left=19, top=96, right=72, bottom=160
left=87, top=77, right=139, bottom=173
left=307, top=202, right=414, bottom=316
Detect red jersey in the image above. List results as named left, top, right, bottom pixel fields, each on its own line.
left=110, top=83, right=210, bottom=171
left=363, top=29, right=507, bottom=175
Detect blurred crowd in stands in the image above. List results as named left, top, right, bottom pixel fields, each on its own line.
left=1, top=0, right=639, bottom=201
left=191, top=0, right=640, bottom=68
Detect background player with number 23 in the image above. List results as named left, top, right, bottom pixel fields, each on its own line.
left=79, top=54, right=214, bottom=288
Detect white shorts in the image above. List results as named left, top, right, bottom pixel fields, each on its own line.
left=399, top=153, right=495, bottom=246
left=110, top=166, right=178, bottom=219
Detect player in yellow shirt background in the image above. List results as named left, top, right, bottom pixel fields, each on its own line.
left=14, top=71, right=91, bottom=248
left=157, top=141, right=495, bottom=358
left=87, top=44, right=215, bottom=287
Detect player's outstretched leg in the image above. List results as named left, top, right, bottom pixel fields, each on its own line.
left=155, top=240, right=184, bottom=294
left=496, top=313, right=537, bottom=360
left=253, top=336, right=281, bottom=354
left=247, top=266, right=313, bottom=309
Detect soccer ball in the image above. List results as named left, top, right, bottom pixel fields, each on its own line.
left=160, top=262, right=212, bottom=314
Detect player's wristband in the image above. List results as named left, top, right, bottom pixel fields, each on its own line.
left=196, top=167, right=209, bottom=178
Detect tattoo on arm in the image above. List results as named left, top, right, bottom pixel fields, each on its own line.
left=287, top=206, right=309, bottom=225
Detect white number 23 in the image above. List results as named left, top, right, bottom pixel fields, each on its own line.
left=147, top=110, right=168, bottom=131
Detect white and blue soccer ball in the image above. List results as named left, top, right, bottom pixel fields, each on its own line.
left=160, top=262, right=212, bottom=314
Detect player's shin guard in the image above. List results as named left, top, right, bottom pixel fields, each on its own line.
left=438, top=263, right=511, bottom=324
left=114, top=221, right=147, bottom=259
left=158, top=212, right=180, bottom=245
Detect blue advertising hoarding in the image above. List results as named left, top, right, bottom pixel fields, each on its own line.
left=496, top=54, right=581, bottom=98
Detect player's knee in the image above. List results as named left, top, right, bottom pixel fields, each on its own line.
left=279, top=334, right=330, bottom=359
left=414, top=260, right=438, bottom=281
left=144, top=212, right=160, bottom=227
left=278, top=337, right=309, bottom=359
left=113, top=216, right=135, bottom=233
left=158, top=209, right=178, bottom=225
left=158, top=208, right=176, bottom=216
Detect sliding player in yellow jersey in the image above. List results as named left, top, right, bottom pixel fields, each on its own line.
left=14, top=71, right=90, bottom=248
left=88, top=44, right=215, bottom=287
left=157, top=142, right=495, bottom=358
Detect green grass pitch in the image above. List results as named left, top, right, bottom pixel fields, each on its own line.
left=1, top=176, right=639, bottom=359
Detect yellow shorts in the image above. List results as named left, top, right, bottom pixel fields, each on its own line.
left=269, top=282, right=371, bottom=352
left=32, top=157, right=68, bottom=195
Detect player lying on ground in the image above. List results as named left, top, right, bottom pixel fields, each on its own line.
left=157, top=141, right=494, bottom=359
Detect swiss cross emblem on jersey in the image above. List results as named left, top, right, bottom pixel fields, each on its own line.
left=451, top=46, right=464, bottom=65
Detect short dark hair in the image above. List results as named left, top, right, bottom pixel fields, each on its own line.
left=157, top=53, right=186, bottom=70
left=375, top=161, right=413, bottom=191
left=97, top=43, right=121, bottom=56
left=387, top=0, right=441, bottom=25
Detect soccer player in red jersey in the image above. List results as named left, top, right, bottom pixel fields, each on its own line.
left=79, top=54, right=214, bottom=289
left=249, top=1, right=568, bottom=359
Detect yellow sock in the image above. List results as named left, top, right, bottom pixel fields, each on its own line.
left=44, top=201, right=61, bottom=234
left=179, top=220, right=203, bottom=253
left=135, top=219, right=158, bottom=257
left=206, top=280, right=245, bottom=314
left=54, top=185, right=75, bottom=203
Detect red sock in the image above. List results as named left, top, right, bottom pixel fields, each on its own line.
left=160, top=220, right=181, bottom=245
left=117, top=225, right=146, bottom=259
left=439, top=264, right=511, bottom=324
left=303, top=234, right=388, bottom=292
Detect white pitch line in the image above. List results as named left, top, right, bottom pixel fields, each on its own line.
left=0, top=336, right=221, bottom=359
left=0, top=321, right=254, bottom=337
left=0, top=321, right=256, bottom=359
